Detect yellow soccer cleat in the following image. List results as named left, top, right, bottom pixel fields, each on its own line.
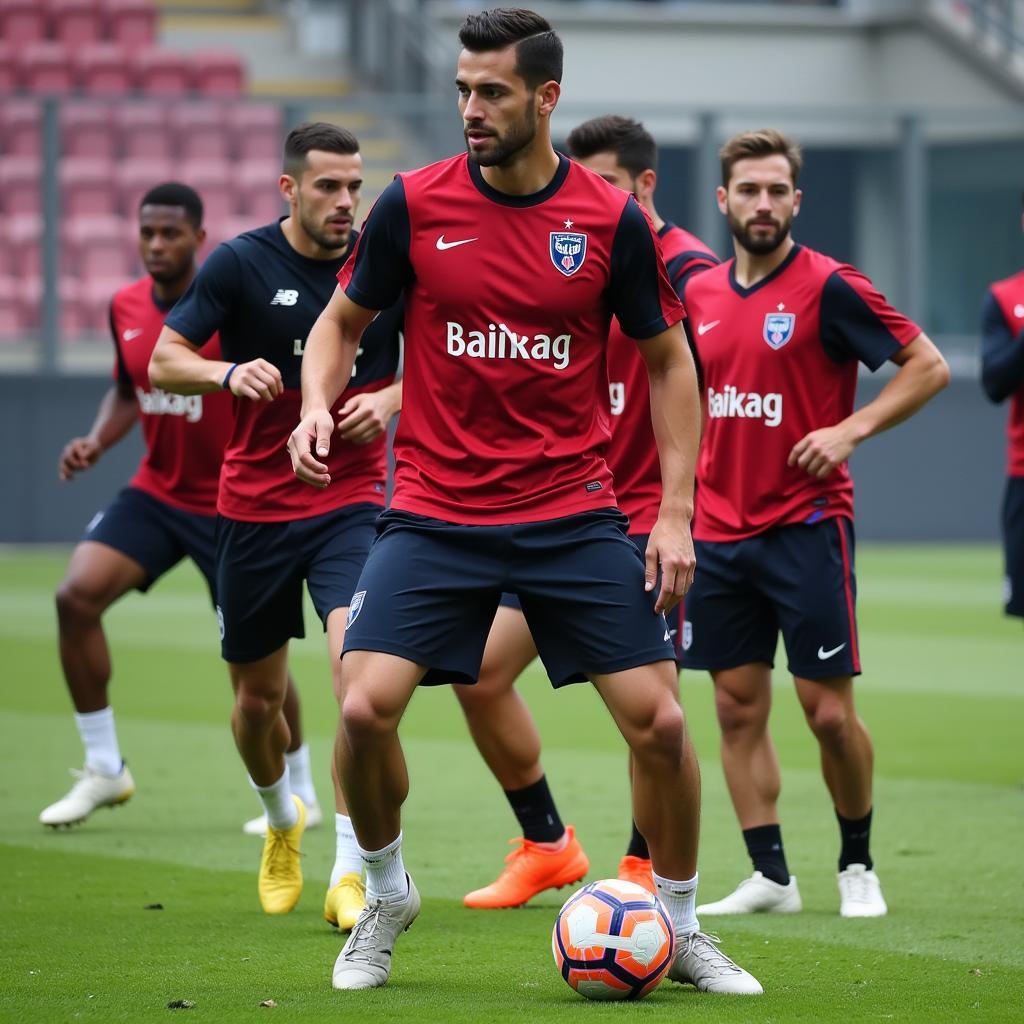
left=258, top=795, right=306, bottom=914
left=324, top=872, right=367, bottom=931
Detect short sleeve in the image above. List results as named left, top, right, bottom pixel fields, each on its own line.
left=163, top=242, right=241, bottom=347
left=980, top=289, right=1024, bottom=403
left=108, top=302, right=133, bottom=396
left=337, top=177, right=413, bottom=312
left=666, top=250, right=720, bottom=302
left=819, top=267, right=922, bottom=370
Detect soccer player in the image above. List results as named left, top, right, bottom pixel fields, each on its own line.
left=681, top=128, right=949, bottom=918
left=149, top=124, right=402, bottom=925
left=980, top=196, right=1024, bottom=622
left=454, top=114, right=720, bottom=910
left=291, top=10, right=760, bottom=995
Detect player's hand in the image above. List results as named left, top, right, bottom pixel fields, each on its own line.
left=788, top=425, right=857, bottom=479
left=58, top=437, right=102, bottom=480
left=336, top=391, right=394, bottom=445
left=645, top=515, right=696, bottom=614
left=288, top=408, right=335, bottom=488
left=228, top=359, right=283, bottom=402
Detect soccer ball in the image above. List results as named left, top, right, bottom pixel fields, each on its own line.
left=551, top=878, right=675, bottom=1001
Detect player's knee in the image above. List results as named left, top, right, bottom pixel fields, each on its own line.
left=234, top=683, right=282, bottom=728
left=714, top=688, right=765, bottom=736
left=55, top=578, right=102, bottom=629
left=630, top=701, right=686, bottom=767
left=341, top=689, right=394, bottom=745
left=805, top=696, right=850, bottom=746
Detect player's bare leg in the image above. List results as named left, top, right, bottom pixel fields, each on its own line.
left=592, top=660, right=761, bottom=995
left=793, top=674, right=886, bottom=916
left=41, top=542, right=147, bottom=827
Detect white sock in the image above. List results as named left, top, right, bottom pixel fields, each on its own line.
left=284, top=744, right=317, bottom=808
left=74, top=707, right=122, bottom=776
left=653, top=870, right=700, bottom=936
left=359, top=831, right=407, bottom=902
left=253, top=767, right=298, bottom=831
left=330, top=814, right=363, bottom=887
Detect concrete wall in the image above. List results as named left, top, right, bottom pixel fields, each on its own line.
left=0, top=374, right=1009, bottom=544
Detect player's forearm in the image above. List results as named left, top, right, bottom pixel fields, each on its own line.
left=300, top=312, right=361, bottom=416
left=149, top=329, right=232, bottom=395
left=377, top=380, right=403, bottom=419
left=649, top=362, right=699, bottom=521
left=87, top=388, right=138, bottom=452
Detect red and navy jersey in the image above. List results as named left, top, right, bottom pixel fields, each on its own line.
left=606, top=223, right=719, bottom=533
left=982, top=272, right=1024, bottom=477
left=338, top=153, right=683, bottom=525
left=110, top=276, right=231, bottom=515
left=684, top=244, right=922, bottom=541
left=165, top=222, right=402, bottom=522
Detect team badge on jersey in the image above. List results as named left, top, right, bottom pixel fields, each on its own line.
left=763, top=312, right=796, bottom=349
left=550, top=232, right=587, bottom=277
left=681, top=620, right=693, bottom=651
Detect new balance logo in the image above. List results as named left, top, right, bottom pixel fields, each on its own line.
left=447, top=321, right=571, bottom=370
left=817, top=643, right=846, bottom=660
left=697, top=320, right=720, bottom=336
left=271, top=289, right=299, bottom=306
left=706, top=385, right=782, bottom=428
left=436, top=235, right=477, bottom=250
left=122, top=328, right=143, bottom=341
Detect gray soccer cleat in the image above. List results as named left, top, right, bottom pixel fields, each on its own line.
left=667, top=931, right=764, bottom=994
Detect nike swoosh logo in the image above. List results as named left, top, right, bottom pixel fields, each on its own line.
left=697, top=320, right=720, bottom=336
left=436, top=235, right=478, bottom=250
left=123, top=328, right=143, bottom=341
left=817, top=643, right=846, bottom=660
left=664, top=629, right=678, bottom=642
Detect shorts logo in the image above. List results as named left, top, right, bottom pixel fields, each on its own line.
left=682, top=620, right=693, bottom=651
left=85, top=511, right=104, bottom=534
left=763, top=312, right=795, bottom=349
left=216, top=605, right=225, bottom=641
left=550, top=232, right=587, bottom=277
left=347, top=591, right=366, bottom=628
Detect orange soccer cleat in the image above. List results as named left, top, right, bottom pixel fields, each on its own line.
left=464, top=826, right=590, bottom=909
left=617, top=854, right=655, bottom=893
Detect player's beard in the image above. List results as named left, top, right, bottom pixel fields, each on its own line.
left=297, top=202, right=350, bottom=254
left=465, top=99, right=537, bottom=168
left=728, top=209, right=793, bottom=256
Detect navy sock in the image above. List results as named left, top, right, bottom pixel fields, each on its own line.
left=626, top=821, right=650, bottom=860
left=504, top=776, right=564, bottom=843
left=836, top=808, right=873, bottom=871
left=742, top=824, right=790, bottom=886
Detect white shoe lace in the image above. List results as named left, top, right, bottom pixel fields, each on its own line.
left=841, top=871, right=876, bottom=905
left=343, top=902, right=393, bottom=964
left=680, top=932, right=744, bottom=975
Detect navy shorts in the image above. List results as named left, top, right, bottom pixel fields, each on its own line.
left=343, top=508, right=676, bottom=687
left=680, top=517, right=861, bottom=680
left=215, top=502, right=380, bottom=663
left=84, top=486, right=217, bottom=602
left=497, top=530, right=686, bottom=663
left=1003, top=476, right=1024, bottom=617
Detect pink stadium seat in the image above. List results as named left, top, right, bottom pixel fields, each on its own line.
left=63, top=214, right=134, bottom=282
left=232, top=103, right=283, bottom=162
left=51, top=0, right=106, bottom=50
left=179, top=159, right=237, bottom=220
left=0, top=99, right=42, bottom=157
left=169, top=102, right=232, bottom=162
left=103, top=0, right=157, bottom=48
left=61, top=101, right=117, bottom=159
left=5, top=214, right=42, bottom=280
left=133, top=48, right=190, bottom=97
left=116, top=157, right=173, bottom=216
left=116, top=101, right=172, bottom=160
left=19, top=277, right=94, bottom=335
left=239, top=160, right=285, bottom=222
left=0, top=276, right=26, bottom=337
left=75, top=42, right=134, bottom=96
left=191, top=49, right=246, bottom=98
left=0, top=157, right=42, bottom=215
left=60, top=156, right=118, bottom=216
left=0, top=0, right=48, bottom=48
left=0, top=43, right=17, bottom=93
left=19, top=42, right=76, bottom=94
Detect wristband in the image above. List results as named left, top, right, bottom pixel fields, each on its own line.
left=221, top=363, right=239, bottom=390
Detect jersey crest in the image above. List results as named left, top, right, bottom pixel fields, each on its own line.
left=550, top=231, right=587, bottom=276
left=763, top=311, right=796, bottom=349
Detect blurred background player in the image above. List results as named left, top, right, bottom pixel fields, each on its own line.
left=453, top=114, right=720, bottom=909
left=980, top=195, right=1024, bottom=622
left=150, top=124, right=402, bottom=925
left=681, top=128, right=949, bottom=918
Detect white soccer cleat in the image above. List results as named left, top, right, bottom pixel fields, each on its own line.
left=696, top=872, right=802, bottom=915
left=838, top=864, right=887, bottom=917
left=243, top=800, right=322, bottom=836
left=39, top=764, right=135, bottom=828
left=332, top=876, right=421, bottom=990
left=667, top=931, right=763, bottom=995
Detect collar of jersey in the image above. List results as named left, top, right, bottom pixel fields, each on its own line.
left=466, top=152, right=571, bottom=207
left=727, top=243, right=802, bottom=298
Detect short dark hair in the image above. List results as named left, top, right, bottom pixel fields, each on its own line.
left=283, top=122, right=360, bottom=178
left=719, top=128, right=803, bottom=186
left=139, top=182, right=203, bottom=228
left=566, top=115, right=657, bottom=179
left=458, top=8, right=563, bottom=87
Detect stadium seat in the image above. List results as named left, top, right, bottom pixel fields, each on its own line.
left=0, top=99, right=42, bottom=157
left=51, top=0, right=106, bottom=50
left=239, top=161, right=285, bottom=222
left=232, top=103, right=284, bottom=162
left=0, top=157, right=42, bottom=215
left=61, top=101, right=117, bottom=159
left=116, top=157, right=173, bottom=216
left=132, top=48, right=191, bottom=97
left=19, top=276, right=96, bottom=335
left=169, top=103, right=232, bottom=162
left=0, top=0, right=48, bottom=48
left=81, top=275, right=133, bottom=332
left=75, top=42, right=135, bottom=96
left=62, top=214, right=133, bottom=283
left=19, top=42, right=76, bottom=94
left=0, top=276, right=26, bottom=337
left=116, top=101, right=172, bottom=160
left=191, top=50, right=246, bottom=98
left=103, top=0, right=157, bottom=48
left=179, top=159, right=237, bottom=220
left=60, top=156, right=118, bottom=216
left=0, top=43, right=17, bottom=94
left=5, top=214, right=42, bottom=280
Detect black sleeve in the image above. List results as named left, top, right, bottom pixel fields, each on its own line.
left=980, top=290, right=1024, bottom=404
left=162, top=242, right=241, bottom=347
left=342, top=178, right=414, bottom=312
left=819, top=269, right=905, bottom=369
left=109, top=303, right=133, bottom=398
left=666, top=251, right=720, bottom=301
left=607, top=197, right=680, bottom=340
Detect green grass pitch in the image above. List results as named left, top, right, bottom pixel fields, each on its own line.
left=0, top=545, right=1021, bottom=1022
